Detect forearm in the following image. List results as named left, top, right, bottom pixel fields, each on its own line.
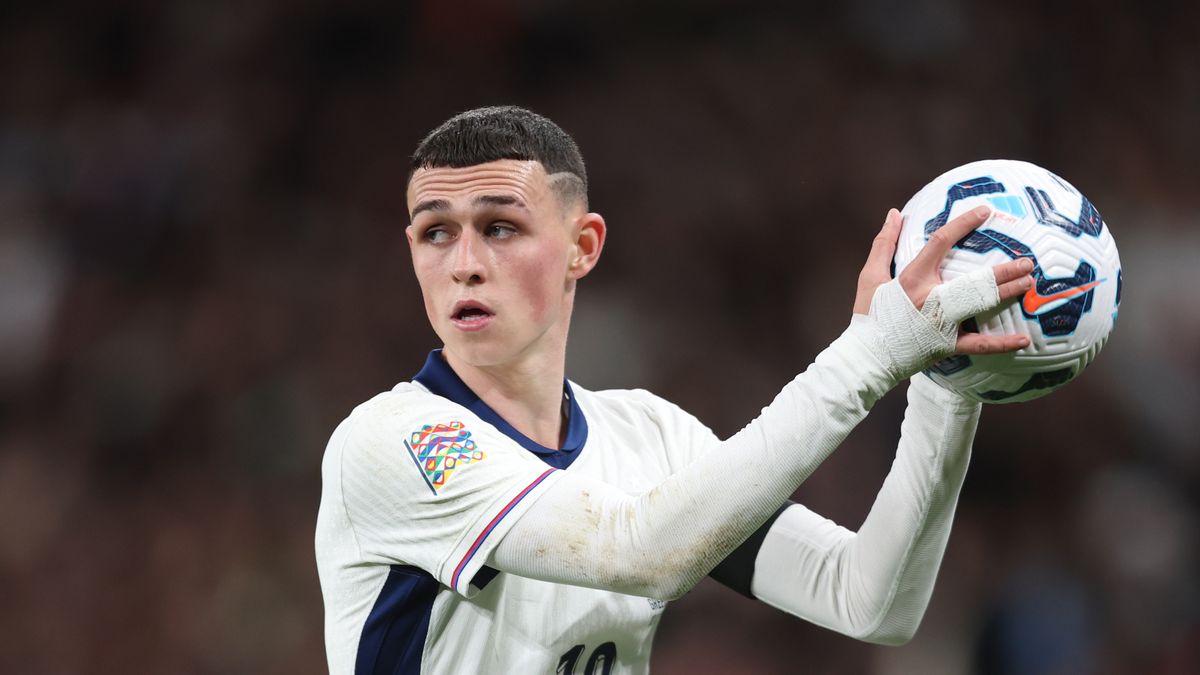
left=750, top=374, right=980, bottom=644
left=490, top=319, right=897, bottom=599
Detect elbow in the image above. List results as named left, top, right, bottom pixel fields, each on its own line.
left=601, top=553, right=699, bottom=601
left=850, top=615, right=923, bottom=646
left=860, top=627, right=917, bottom=647
left=611, top=565, right=694, bottom=601
left=641, top=550, right=711, bottom=600
left=644, top=583, right=690, bottom=602
left=838, top=570, right=929, bottom=645
left=639, top=575, right=690, bottom=601
left=655, top=578, right=695, bottom=601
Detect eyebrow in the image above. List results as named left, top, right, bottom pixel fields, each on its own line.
left=409, top=194, right=529, bottom=219
left=410, top=198, right=450, bottom=218
left=474, top=194, right=527, bottom=209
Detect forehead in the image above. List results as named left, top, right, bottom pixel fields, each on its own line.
left=407, top=160, right=550, bottom=215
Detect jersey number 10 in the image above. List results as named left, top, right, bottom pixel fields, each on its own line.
left=557, top=641, right=617, bottom=675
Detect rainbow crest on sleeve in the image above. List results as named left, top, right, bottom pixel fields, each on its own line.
left=404, top=421, right=487, bottom=494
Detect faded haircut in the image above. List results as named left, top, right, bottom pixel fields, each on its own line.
left=411, top=105, right=588, bottom=209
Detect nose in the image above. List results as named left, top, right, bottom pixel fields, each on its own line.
left=451, top=231, right=486, bottom=285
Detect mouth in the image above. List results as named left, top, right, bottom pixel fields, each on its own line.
left=450, top=300, right=494, bottom=330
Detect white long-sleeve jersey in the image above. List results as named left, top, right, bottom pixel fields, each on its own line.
left=316, top=322, right=982, bottom=673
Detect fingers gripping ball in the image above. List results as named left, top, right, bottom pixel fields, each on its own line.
left=893, top=160, right=1123, bottom=403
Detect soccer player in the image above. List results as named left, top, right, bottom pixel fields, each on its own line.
left=315, top=106, right=1035, bottom=674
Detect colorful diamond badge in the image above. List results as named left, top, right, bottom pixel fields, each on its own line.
left=405, top=421, right=486, bottom=493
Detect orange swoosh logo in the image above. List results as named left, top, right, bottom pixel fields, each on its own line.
left=1022, top=279, right=1105, bottom=314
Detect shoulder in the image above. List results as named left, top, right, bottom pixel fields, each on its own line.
left=575, top=384, right=701, bottom=429
left=349, top=382, right=465, bottom=429
left=575, top=384, right=718, bottom=467
left=325, top=383, right=472, bottom=463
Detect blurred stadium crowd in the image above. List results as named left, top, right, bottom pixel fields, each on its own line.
left=1, top=1, right=1197, bottom=673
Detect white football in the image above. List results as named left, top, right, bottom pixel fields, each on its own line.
left=893, top=159, right=1122, bottom=403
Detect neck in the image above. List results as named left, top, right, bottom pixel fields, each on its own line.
left=443, top=346, right=568, bottom=449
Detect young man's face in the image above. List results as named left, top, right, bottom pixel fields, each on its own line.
left=406, top=159, right=600, bottom=369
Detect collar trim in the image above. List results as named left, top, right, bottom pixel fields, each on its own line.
left=412, top=350, right=588, bottom=468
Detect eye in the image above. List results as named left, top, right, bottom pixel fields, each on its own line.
left=485, top=222, right=518, bottom=239
left=422, top=226, right=453, bottom=244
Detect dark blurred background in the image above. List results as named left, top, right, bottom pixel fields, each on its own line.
left=1, top=1, right=1197, bottom=673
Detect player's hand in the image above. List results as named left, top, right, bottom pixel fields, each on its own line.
left=854, top=206, right=1035, bottom=355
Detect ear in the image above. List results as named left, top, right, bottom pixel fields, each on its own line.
left=567, top=212, right=606, bottom=280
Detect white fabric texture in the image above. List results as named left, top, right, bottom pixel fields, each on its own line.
left=320, top=391, right=561, bottom=596
left=319, top=379, right=739, bottom=672
left=490, top=273, right=999, bottom=603
left=319, top=382, right=730, bottom=675
left=749, top=373, right=980, bottom=644
left=490, top=322, right=893, bottom=600
left=316, top=390, right=567, bottom=674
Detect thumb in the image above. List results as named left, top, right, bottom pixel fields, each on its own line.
left=865, top=208, right=902, bottom=278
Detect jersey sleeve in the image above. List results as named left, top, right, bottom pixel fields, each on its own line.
left=748, top=374, right=981, bottom=643
left=619, top=389, right=796, bottom=595
left=488, top=323, right=904, bottom=600
left=336, top=390, right=562, bottom=596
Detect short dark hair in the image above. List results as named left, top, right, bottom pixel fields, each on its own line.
left=411, top=106, right=588, bottom=207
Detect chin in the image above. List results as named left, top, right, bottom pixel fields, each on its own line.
left=441, top=337, right=518, bottom=370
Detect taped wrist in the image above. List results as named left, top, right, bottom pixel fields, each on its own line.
left=865, top=270, right=999, bottom=378
left=865, top=279, right=954, bottom=380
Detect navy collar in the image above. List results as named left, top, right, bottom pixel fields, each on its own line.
left=412, top=350, right=588, bottom=469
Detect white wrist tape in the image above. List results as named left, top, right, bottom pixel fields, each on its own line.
left=866, top=269, right=999, bottom=378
